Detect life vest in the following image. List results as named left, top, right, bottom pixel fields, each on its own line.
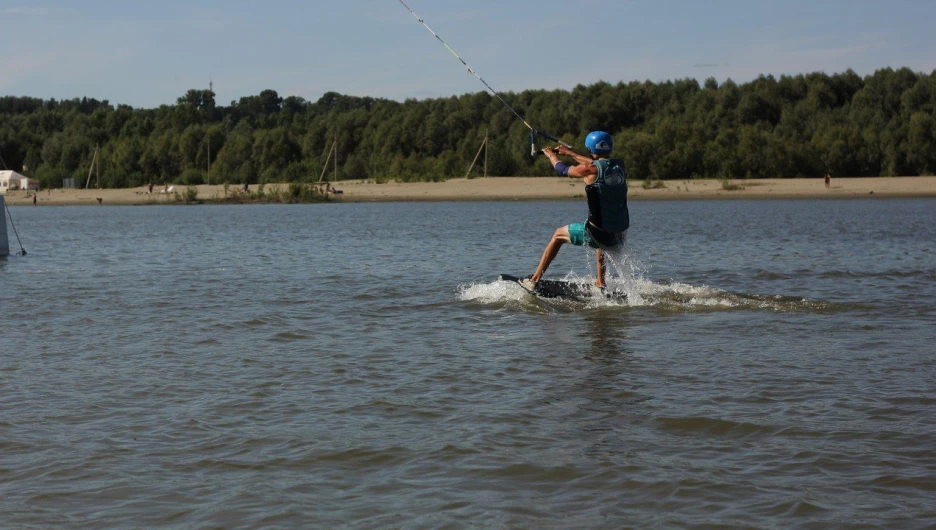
left=585, top=158, right=629, bottom=234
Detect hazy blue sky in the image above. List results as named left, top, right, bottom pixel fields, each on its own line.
left=1, top=0, right=934, bottom=108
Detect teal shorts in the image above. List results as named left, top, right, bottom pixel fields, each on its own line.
left=568, top=222, right=624, bottom=249
left=568, top=222, right=591, bottom=247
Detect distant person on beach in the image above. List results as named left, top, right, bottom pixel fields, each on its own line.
left=148, top=182, right=154, bottom=194
left=825, top=173, right=831, bottom=188
left=243, top=183, right=249, bottom=193
left=32, top=194, right=36, bottom=206
left=521, top=131, right=629, bottom=291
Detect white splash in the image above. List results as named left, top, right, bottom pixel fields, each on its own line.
left=458, top=240, right=818, bottom=312
left=457, top=279, right=530, bottom=305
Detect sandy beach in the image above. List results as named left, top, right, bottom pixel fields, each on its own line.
left=3, top=176, right=935, bottom=206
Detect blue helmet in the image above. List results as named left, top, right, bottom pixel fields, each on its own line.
left=585, top=131, right=613, bottom=155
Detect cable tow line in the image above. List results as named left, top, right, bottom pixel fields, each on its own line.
left=398, top=0, right=571, bottom=156
left=4, top=198, right=27, bottom=255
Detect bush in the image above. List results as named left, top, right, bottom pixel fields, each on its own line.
left=720, top=178, right=745, bottom=191
left=286, top=181, right=317, bottom=202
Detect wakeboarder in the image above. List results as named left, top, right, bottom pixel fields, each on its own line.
left=521, top=131, right=630, bottom=291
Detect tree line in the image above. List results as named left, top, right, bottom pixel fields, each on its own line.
left=0, top=67, right=934, bottom=189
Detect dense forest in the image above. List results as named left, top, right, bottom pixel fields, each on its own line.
left=0, top=67, right=934, bottom=188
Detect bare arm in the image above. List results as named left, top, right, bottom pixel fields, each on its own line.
left=568, top=162, right=597, bottom=179
left=543, top=147, right=598, bottom=180
left=556, top=145, right=594, bottom=166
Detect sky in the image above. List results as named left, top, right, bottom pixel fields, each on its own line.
left=1, top=0, right=934, bottom=108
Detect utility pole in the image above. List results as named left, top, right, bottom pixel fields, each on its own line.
left=85, top=146, right=98, bottom=189
left=464, top=132, right=488, bottom=179
left=483, top=129, right=488, bottom=178
left=207, top=75, right=213, bottom=185
left=334, top=130, right=338, bottom=182
left=317, top=138, right=337, bottom=190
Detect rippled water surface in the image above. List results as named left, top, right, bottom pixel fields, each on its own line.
left=2, top=199, right=935, bottom=528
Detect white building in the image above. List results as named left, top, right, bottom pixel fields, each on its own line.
left=21, top=177, right=39, bottom=191
left=0, top=170, right=35, bottom=194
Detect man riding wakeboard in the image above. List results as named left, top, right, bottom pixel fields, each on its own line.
left=520, top=131, right=629, bottom=291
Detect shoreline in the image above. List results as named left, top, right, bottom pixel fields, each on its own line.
left=3, top=176, right=936, bottom=206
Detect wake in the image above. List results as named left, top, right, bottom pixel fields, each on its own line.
left=457, top=245, right=834, bottom=312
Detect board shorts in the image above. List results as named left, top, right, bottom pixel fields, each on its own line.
left=568, top=222, right=625, bottom=250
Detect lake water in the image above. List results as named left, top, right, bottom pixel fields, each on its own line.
left=1, top=199, right=934, bottom=528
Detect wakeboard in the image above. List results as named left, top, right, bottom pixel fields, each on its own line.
left=498, top=274, right=626, bottom=302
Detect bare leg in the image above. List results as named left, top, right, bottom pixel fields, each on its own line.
left=595, top=249, right=606, bottom=288
left=531, top=226, right=571, bottom=282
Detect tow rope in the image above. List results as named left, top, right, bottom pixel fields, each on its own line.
left=398, top=0, right=570, bottom=156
